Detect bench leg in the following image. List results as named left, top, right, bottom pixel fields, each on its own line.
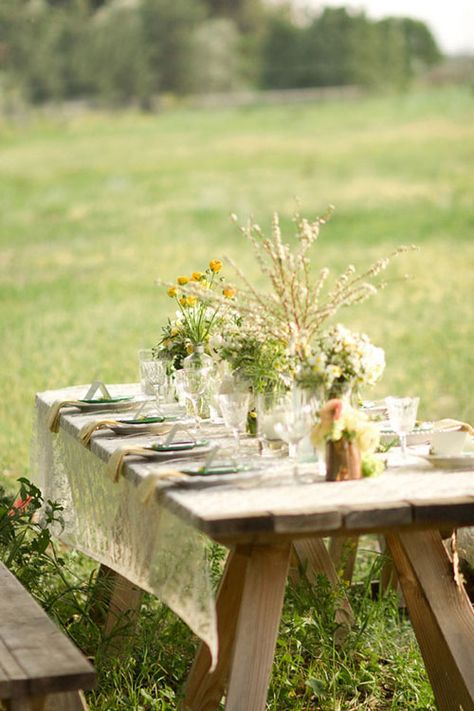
left=5, top=691, right=89, bottom=711
left=5, top=698, right=46, bottom=711
left=386, top=530, right=474, bottom=711
left=43, top=691, right=89, bottom=711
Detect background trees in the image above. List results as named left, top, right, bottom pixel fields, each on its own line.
left=0, top=0, right=443, bottom=107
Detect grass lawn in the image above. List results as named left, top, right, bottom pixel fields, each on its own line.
left=0, top=85, right=473, bottom=708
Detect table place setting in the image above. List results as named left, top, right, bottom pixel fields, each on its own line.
left=47, top=380, right=141, bottom=432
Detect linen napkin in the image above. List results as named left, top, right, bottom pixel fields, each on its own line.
left=48, top=399, right=87, bottom=433
left=79, top=420, right=172, bottom=447
left=434, top=418, right=474, bottom=436
left=140, top=471, right=186, bottom=503
left=106, top=445, right=166, bottom=483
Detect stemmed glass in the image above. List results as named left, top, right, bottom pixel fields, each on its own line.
left=274, top=389, right=319, bottom=478
left=385, top=396, right=419, bottom=459
left=218, top=391, right=250, bottom=463
left=139, top=355, right=167, bottom=410
left=182, top=368, right=209, bottom=431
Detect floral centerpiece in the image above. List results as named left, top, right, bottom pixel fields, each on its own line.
left=171, top=206, right=415, bottom=383
left=296, top=324, right=385, bottom=400
left=155, top=259, right=236, bottom=370
left=311, top=399, right=383, bottom=480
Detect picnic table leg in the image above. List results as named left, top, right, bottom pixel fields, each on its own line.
left=224, top=542, right=291, bottom=711
left=292, top=538, right=354, bottom=633
left=386, top=529, right=474, bottom=711
left=328, top=535, right=359, bottom=584
left=90, top=566, right=143, bottom=652
left=181, top=546, right=250, bottom=711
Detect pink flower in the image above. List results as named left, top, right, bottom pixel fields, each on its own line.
left=8, top=496, right=33, bottom=518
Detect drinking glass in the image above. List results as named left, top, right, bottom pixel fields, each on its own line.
left=273, top=389, right=319, bottom=476
left=385, top=396, right=419, bottom=458
left=138, top=349, right=165, bottom=397
left=218, top=392, right=250, bottom=462
left=256, top=390, right=287, bottom=456
left=182, top=368, right=209, bottom=431
left=174, top=369, right=187, bottom=408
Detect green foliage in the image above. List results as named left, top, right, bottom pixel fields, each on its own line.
left=260, top=6, right=443, bottom=91
left=0, top=478, right=63, bottom=584
left=0, top=1, right=443, bottom=106
left=221, top=327, right=290, bottom=394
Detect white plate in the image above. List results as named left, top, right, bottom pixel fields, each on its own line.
left=379, top=422, right=434, bottom=446
left=76, top=397, right=136, bottom=412
left=109, top=422, right=174, bottom=436
left=421, top=453, right=474, bottom=470
left=361, top=401, right=387, bottom=415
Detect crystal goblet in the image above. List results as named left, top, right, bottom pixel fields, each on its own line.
left=385, top=396, right=420, bottom=459
left=218, top=391, right=250, bottom=462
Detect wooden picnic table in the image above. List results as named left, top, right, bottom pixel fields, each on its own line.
left=34, top=385, right=474, bottom=711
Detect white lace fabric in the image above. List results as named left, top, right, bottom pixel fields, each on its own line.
left=31, top=385, right=218, bottom=665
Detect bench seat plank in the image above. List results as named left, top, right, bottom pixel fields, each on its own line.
left=0, top=563, right=95, bottom=700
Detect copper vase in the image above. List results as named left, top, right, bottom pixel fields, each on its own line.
left=325, top=439, right=362, bottom=481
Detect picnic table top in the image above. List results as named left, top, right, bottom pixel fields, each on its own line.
left=37, top=385, right=474, bottom=544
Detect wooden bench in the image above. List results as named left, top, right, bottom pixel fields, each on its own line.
left=0, top=562, right=96, bottom=711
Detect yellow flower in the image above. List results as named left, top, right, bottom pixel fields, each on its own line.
left=209, top=259, right=222, bottom=273
left=177, top=276, right=189, bottom=285
left=191, top=271, right=203, bottom=281
left=185, top=343, right=194, bottom=355
left=223, top=285, right=236, bottom=298
left=167, top=286, right=178, bottom=298
left=179, top=297, right=187, bottom=306
left=170, top=326, right=180, bottom=337
left=185, top=295, right=198, bottom=307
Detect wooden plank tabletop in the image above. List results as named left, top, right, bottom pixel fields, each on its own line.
left=36, top=386, right=474, bottom=543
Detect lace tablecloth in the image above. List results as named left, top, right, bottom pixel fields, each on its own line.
left=32, top=384, right=219, bottom=665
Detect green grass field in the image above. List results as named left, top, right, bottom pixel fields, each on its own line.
left=0, top=85, right=473, bottom=709
left=1, top=86, right=473, bottom=479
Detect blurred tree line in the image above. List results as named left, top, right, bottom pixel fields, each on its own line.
left=0, top=0, right=442, bottom=107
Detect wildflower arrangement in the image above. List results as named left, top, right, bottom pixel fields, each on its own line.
left=172, top=207, right=415, bottom=364
left=156, top=260, right=236, bottom=369
left=296, top=324, right=385, bottom=398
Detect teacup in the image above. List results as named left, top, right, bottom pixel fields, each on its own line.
left=430, top=429, right=467, bottom=456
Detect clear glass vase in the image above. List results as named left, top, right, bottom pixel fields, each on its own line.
left=183, top=344, right=213, bottom=372
left=182, top=344, right=213, bottom=419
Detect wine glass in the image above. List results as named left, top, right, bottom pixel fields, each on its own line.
left=139, top=354, right=166, bottom=409
left=385, top=396, right=419, bottom=459
left=218, top=391, right=250, bottom=462
left=182, top=368, right=209, bottom=431
left=274, top=389, right=319, bottom=478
